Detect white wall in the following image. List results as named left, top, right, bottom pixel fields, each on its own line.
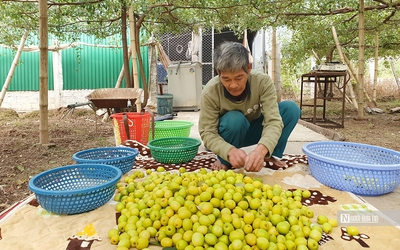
left=2, top=46, right=97, bottom=113
left=2, top=90, right=94, bottom=112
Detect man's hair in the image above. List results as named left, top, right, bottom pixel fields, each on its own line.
left=214, top=41, right=250, bottom=74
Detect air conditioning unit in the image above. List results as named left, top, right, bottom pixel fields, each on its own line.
left=167, top=61, right=202, bottom=111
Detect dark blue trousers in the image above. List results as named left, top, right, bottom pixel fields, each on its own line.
left=217, top=100, right=301, bottom=167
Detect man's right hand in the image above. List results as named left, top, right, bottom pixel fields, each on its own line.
left=227, top=148, right=247, bottom=169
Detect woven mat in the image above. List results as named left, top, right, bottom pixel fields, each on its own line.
left=121, top=140, right=308, bottom=172
left=2, top=141, right=400, bottom=249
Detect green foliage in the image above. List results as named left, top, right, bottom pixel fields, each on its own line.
left=277, top=1, right=400, bottom=90
left=1, top=0, right=399, bottom=92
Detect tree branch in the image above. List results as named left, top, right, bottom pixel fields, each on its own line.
left=135, top=3, right=173, bottom=27
left=1, top=0, right=105, bottom=4
left=382, top=9, right=398, bottom=23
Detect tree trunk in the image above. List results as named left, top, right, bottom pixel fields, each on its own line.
left=357, top=0, right=365, bottom=119
left=0, top=29, right=29, bottom=107
left=121, top=5, right=132, bottom=88
left=128, top=7, right=141, bottom=111
left=373, top=32, right=379, bottom=102
left=39, top=0, right=49, bottom=145
left=331, top=26, right=358, bottom=110
left=326, top=47, right=335, bottom=63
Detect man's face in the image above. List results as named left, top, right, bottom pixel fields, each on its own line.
left=219, top=67, right=251, bottom=97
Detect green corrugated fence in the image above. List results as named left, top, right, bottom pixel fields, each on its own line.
left=0, top=36, right=149, bottom=91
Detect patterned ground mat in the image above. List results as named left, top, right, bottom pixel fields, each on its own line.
left=121, top=140, right=308, bottom=172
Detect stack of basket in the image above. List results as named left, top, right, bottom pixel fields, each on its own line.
left=28, top=146, right=140, bottom=215
left=147, top=120, right=201, bottom=164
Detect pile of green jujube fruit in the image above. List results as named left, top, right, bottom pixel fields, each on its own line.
left=108, top=167, right=344, bottom=250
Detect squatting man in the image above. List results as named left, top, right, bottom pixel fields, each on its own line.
left=198, top=41, right=301, bottom=172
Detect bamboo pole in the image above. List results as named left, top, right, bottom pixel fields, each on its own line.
left=390, top=58, right=400, bottom=89
left=357, top=0, right=366, bottom=118
left=39, top=0, right=49, bottom=145
left=342, top=53, right=372, bottom=103
left=0, top=30, right=29, bottom=107
left=262, top=28, right=267, bottom=74
left=331, top=26, right=358, bottom=110
left=271, top=28, right=281, bottom=102
left=115, top=44, right=132, bottom=88
left=135, top=26, right=149, bottom=107
left=332, top=28, right=371, bottom=103
left=271, top=28, right=276, bottom=85
left=373, top=33, right=379, bottom=102
left=128, top=7, right=141, bottom=111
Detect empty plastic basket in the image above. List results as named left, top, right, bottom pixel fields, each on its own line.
left=110, top=112, right=151, bottom=145
left=72, top=147, right=139, bottom=174
left=303, top=141, right=400, bottom=196
left=151, top=120, right=194, bottom=140
left=147, top=137, right=201, bottom=164
left=28, top=164, right=122, bottom=215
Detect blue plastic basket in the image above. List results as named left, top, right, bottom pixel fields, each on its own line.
left=303, top=141, right=400, bottom=196
left=28, top=164, right=122, bottom=215
left=73, top=147, right=139, bottom=174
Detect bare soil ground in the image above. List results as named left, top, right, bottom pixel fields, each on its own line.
left=1, top=98, right=400, bottom=214
left=0, top=108, right=116, bottom=214
left=299, top=96, right=400, bottom=151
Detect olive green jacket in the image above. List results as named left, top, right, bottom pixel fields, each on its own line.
left=198, top=70, right=283, bottom=162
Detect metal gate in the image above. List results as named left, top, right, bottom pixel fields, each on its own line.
left=159, top=29, right=214, bottom=86
left=159, top=28, right=252, bottom=86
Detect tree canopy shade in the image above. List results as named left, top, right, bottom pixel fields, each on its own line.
left=1, top=0, right=400, bottom=143
left=281, top=1, right=400, bottom=67
left=1, top=0, right=399, bottom=65
left=0, top=0, right=124, bottom=45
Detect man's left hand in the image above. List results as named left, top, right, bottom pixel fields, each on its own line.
left=244, top=151, right=265, bottom=172
left=244, top=144, right=269, bottom=172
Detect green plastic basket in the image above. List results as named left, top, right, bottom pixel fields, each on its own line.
left=150, top=120, right=194, bottom=140
left=147, top=137, right=201, bottom=164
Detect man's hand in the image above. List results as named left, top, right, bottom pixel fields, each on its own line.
left=244, top=151, right=265, bottom=172
left=227, top=148, right=247, bottom=169
left=244, top=144, right=269, bottom=172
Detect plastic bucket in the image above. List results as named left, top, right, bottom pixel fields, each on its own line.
left=110, top=112, right=151, bottom=145
left=156, top=94, right=173, bottom=115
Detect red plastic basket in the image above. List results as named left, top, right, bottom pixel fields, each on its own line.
left=110, top=112, right=151, bottom=145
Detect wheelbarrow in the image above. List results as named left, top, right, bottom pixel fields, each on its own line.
left=86, top=88, right=143, bottom=115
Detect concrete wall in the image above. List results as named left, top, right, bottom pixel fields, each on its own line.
left=2, top=89, right=147, bottom=113
left=3, top=48, right=96, bottom=113
left=2, top=90, right=94, bottom=112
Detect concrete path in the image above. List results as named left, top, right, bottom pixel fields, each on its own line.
left=176, top=111, right=328, bottom=155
